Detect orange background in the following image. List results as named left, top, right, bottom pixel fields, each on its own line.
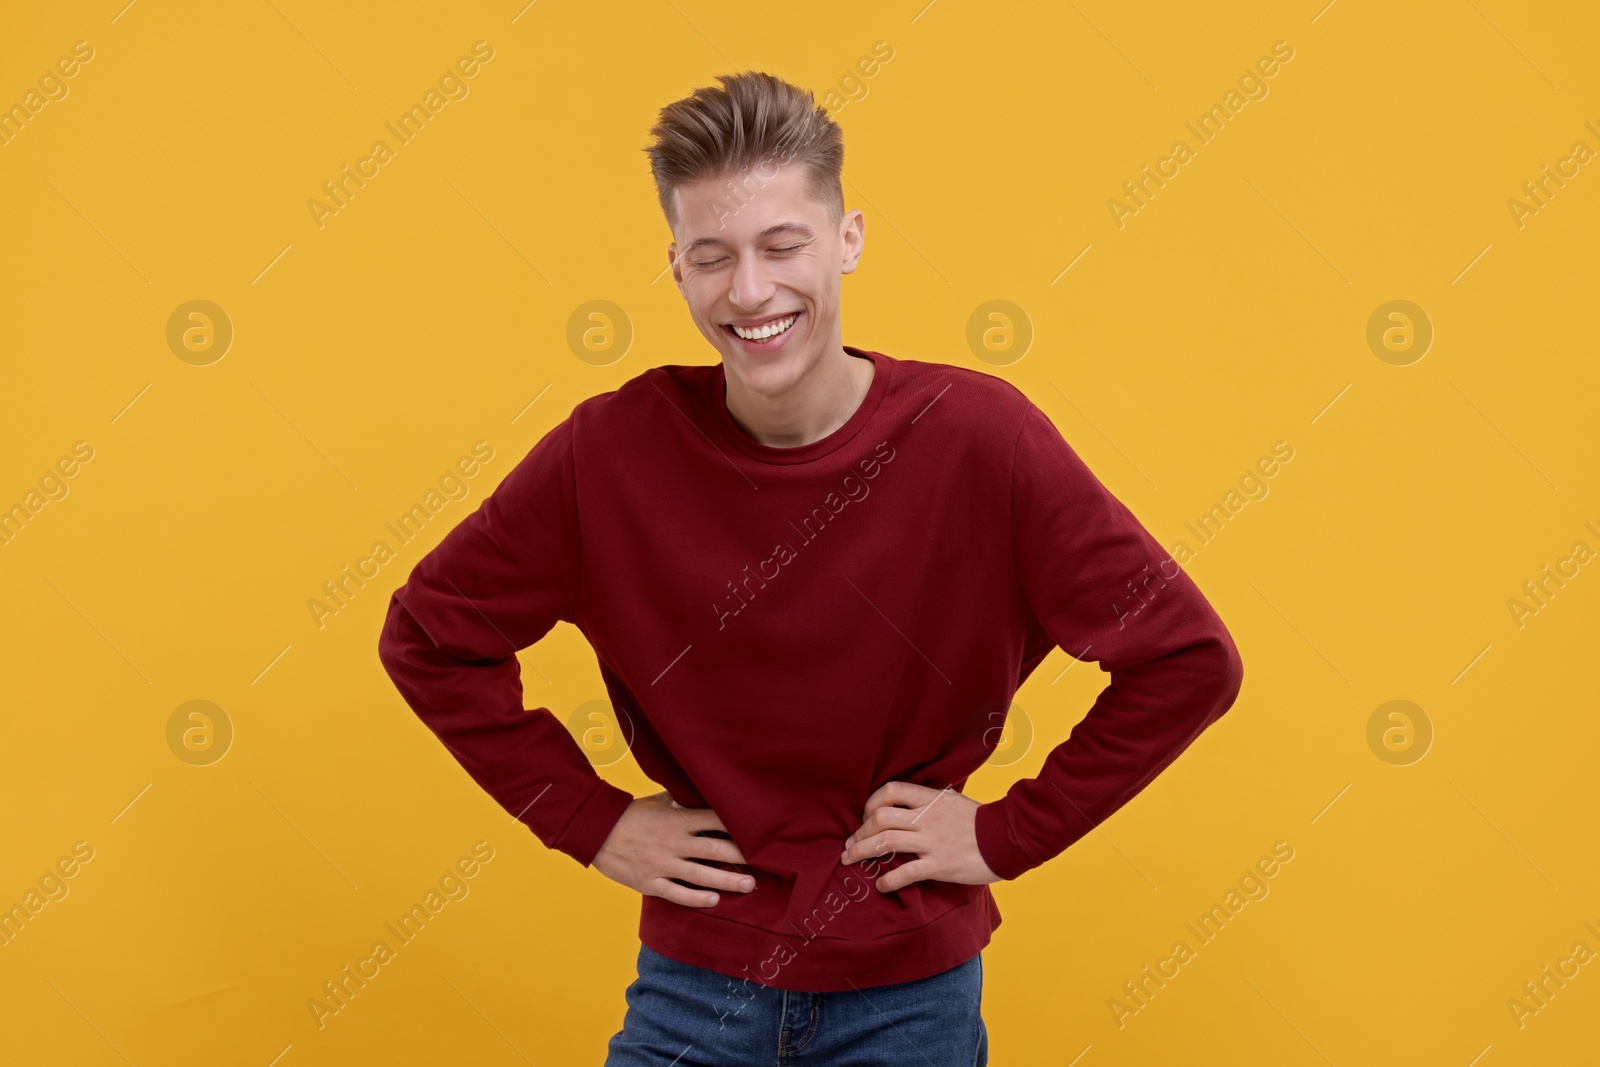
left=2, top=1, right=1597, bottom=1063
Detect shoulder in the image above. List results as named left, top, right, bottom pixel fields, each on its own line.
left=888, top=352, right=1032, bottom=405
left=881, top=351, right=1037, bottom=448
left=565, top=360, right=717, bottom=429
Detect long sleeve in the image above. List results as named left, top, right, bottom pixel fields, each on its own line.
left=376, top=415, right=634, bottom=868
left=973, top=402, right=1244, bottom=881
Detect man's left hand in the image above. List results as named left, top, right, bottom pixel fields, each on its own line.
left=840, top=780, right=1002, bottom=891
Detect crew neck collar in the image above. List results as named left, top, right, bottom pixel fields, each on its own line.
left=711, top=346, right=893, bottom=466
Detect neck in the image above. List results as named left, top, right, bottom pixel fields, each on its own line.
left=723, top=345, right=874, bottom=449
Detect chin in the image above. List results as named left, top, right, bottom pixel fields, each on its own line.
left=735, top=342, right=813, bottom=385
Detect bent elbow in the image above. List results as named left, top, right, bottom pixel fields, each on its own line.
left=1203, top=628, right=1244, bottom=722
left=377, top=592, right=424, bottom=681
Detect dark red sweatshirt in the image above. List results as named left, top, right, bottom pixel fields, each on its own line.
left=377, top=345, right=1243, bottom=992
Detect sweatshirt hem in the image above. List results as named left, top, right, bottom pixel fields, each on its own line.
left=636, top=891, right=1003, bottom=993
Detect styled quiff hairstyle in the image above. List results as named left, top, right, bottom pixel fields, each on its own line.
left=643, top=70, right=844, bottom=233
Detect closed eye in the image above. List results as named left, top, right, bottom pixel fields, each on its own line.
left=690, top=245, right=802, bottom=269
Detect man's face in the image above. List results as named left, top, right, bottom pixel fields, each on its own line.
left=668, top=162, right=864, bottom=398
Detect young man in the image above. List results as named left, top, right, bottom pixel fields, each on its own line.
left=377, top=71, right=1243, bottom=1065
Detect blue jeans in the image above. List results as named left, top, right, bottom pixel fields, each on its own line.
left=604, top=944, right=988, bottom=1066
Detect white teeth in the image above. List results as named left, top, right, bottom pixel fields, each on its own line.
left=731, top=313, right=797, bottom=340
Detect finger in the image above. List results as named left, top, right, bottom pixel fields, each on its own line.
left=862, top=779, right=933, bottom=816
left=677, top=858, right=756, bottom=894
left=842, top=829, right=905, bottom=866
left=874, top=857, right=931, bottom=894
left=860, top=780, right=902, bottom=814
left=667, top=859, right=753, bottom=896
left=685, top=835, right=748, bottom=867
left=648, top=876, right=725, bottom=908
left=857, top=804, right=916, bottom=839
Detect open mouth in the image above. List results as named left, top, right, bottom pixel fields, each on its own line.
left=723, top=310, right=802, bottom=350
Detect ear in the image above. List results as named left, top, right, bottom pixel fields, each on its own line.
left=839, top=208, right=866, bottom=275
left=667, top=243, right=686, bottom=296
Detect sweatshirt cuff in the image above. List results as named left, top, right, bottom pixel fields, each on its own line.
left=549, top=778, right=635, bottom=869
left=973, top=797, right=1044, bottom=882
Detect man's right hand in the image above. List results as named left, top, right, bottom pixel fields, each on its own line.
left=592, top=791, right=756, bottom=908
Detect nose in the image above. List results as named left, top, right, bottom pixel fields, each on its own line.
left=727, top=251, right=778, bottom=311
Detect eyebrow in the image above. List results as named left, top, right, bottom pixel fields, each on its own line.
left=684, top=222, right=815, bottom=254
